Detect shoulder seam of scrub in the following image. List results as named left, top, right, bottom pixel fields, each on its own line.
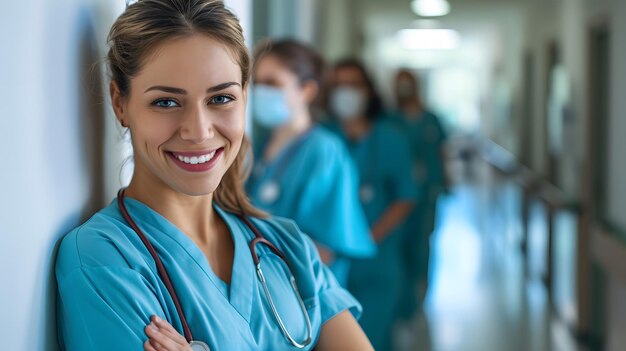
left=69, top=214, right=109, bottom=269
left=72, top=223, right=89, bottom=268
left=68, top=215, right=125, bottom=269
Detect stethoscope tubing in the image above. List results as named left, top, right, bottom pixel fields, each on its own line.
left=117, top=188, right=313, bottom=349
left=117, top=188, right=195, bottom=342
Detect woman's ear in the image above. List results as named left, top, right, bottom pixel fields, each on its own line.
left=110, top=81, right=127, bottom=126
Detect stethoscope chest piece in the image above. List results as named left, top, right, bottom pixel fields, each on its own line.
left=359, top=184, right=375, bottom=203
left=190, top=340, right=211, bottom=351
left=260, top=181, right=280, bottom=204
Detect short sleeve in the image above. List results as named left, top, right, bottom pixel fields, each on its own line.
left=294, top=137, right=375, bottom=258
left=57, top=266, right=165, bottom=351
left=299, top=233, right=363, bottom=323
left=55, top=226, right=167, bottom=351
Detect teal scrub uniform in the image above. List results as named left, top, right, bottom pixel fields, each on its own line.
left=389, top=110, right=448, bottom=320
left=329, top=120, right=417, bottom=351
left=56, top=197, right=361, bottom=350
left=247, top=125, right=375, bottom=286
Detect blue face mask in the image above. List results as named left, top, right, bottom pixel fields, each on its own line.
left=252, top=85, right=291, bottom=128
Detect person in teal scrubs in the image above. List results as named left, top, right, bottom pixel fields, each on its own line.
left=55, top=1, right=374, bottom=350
left=325, top=59, right=417, bottom=351
left=247, top=40, right=375, bottom=286
left=390, top=69, right=449, bottom=323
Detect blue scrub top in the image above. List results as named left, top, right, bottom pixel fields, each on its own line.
left=56, top=197, right=361, bottom=350
left=326, top=119, right=418, bottom=350
left=328, top=120, right=418, bottom=231
left=247, top=125, right=375, bottom=259
left=388, top=110, right=448, bottom=192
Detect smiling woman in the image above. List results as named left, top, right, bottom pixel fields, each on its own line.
left=110, top=34, right=248, bottom=199
left=54, top=1, right=373, bottom=350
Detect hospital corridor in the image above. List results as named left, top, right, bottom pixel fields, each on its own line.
left=410, top=158, right=591, bottom=351
left=3, top=0, right=626, bottom=350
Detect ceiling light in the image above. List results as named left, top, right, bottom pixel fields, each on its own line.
left=411, top=0, right=451, bottom=17
left=397, top=29, right=460, bottom=50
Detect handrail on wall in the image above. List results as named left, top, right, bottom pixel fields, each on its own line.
left=478, top=138, right=581, bottom=213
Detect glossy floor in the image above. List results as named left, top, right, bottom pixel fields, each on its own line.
left=396, top=174, right=588, bottom=351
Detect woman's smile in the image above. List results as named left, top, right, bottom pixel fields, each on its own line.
left=167, top=147, right=224, bottom=172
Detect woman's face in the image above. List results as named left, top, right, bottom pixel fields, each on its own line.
left=111, top=34, right=246, bottom=196
left=253, top=54, right=309, bottom=114
left=329, top=66, right=370, bottom=121
left=395, top=71, right=417, bottom=101
left=333, top=66, right=370, bottom=98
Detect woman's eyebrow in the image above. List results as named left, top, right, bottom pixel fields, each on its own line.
left=207, top=81, right=241, bottom=93
left=143, top=82, right=241, bottom=94
left=144, top=86, right=186, bottom=94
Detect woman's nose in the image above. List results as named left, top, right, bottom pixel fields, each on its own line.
left=179, top=104, right=215, bottom=143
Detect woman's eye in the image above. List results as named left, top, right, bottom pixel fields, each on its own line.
left=210, top=95, right=234, bottom=105
left=152, top=99, right=180, bottom=108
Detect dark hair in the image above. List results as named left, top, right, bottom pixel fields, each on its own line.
left=107, top=0, right=264, bottom=217
left=332, top=58, right=384, bottom=119
left=254, top=39, right=325, bottom=88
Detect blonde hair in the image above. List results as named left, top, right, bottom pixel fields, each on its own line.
left=107, top=0, right=265, bottom=217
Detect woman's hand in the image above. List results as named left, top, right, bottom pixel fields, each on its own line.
left=144, top=315, right=193, bottom=351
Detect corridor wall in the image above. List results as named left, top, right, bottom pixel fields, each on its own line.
left=0, top=1, right=251, bottom=350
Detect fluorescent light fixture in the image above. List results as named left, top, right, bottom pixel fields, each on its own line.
left=397, top=29, right=461, bottom=50
left=411, top=0, right=451, bottom=17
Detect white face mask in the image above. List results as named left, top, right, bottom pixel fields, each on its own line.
left=252, top=84, right=292, bottom=128
left=330, top=87, right=367, bottom=121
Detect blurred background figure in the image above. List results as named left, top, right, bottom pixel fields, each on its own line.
left=389, top=69, right=448, bottom=326
left=247, top=40, right=376, bottom=286
left=325, top=59, right=417, bottom=351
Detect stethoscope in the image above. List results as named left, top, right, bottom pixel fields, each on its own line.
left=254, top=128, right=314, bottom=204
left=117, top=189, right=313, bottom=350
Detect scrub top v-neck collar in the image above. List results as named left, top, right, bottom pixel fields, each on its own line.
left=118, top=197, right=256, bottom=322
left=257, top=126, right=316, bottom=180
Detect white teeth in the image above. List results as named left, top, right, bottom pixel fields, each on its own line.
left=174, top=151, right=218, bottom=165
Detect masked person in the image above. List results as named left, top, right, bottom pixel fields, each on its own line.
left=390, top=69, right=449, bottom=325
left=55, top=2, right=375, bottom=350
left=325, top=59, right=417, bottom=351
left=247, top=40, right=375, bottom=287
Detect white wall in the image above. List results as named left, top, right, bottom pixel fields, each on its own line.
left=319, top=0, right=358, bottom=60
left=533, top=0, right=626, bottom=226
left=0, top=1, right=251, bottom=350
left=223, top=0, right=253, bottom=135
left=0, top=1, right=125, bottom=350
